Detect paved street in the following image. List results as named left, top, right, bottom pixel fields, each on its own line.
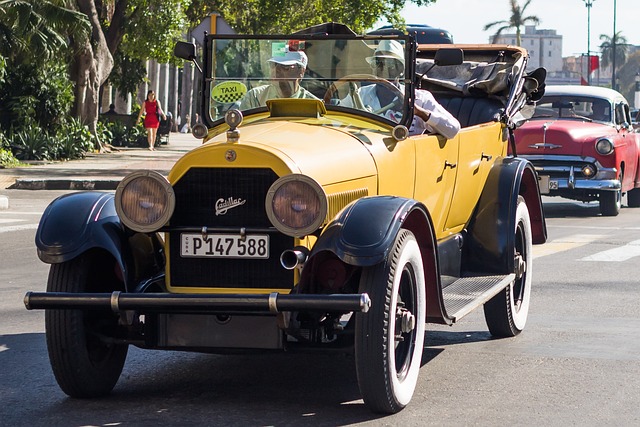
left=1, top=192, right=639, bottom=426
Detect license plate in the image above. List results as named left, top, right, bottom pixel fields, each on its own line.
left=538, top=175, right=555, bottom=194
left=180, top=233, right=269, bottom=259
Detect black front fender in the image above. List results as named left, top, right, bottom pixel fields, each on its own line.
left=311, top=196, right=431, bottom=267
left=35, top=192, right=164, bottom=289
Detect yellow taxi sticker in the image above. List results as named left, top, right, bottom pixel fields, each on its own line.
left=211, top=81, right=247, bottom=104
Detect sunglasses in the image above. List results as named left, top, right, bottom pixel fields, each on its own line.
left=270, top=63, right=301, bottom=73
left=372, top=58, right=401, bottom=69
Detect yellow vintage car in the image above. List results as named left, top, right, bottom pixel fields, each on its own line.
left=25, top=24, right=547, bottom=414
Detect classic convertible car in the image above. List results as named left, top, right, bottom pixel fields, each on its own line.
left=513, top=85, right=640, bottom=216
left=25, top=24, right=546, bottom=414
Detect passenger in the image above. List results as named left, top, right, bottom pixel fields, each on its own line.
left=341, top=40, right=460, bottom=139
left=239, top=46, right=318, bottom=109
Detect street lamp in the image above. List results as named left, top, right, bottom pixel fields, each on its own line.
left=635, top=72, right=640, bottom=110
left=583, top=0, right=595, bottom=85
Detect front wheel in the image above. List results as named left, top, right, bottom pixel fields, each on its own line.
left=484, top=196, right=532, bottom=337
left=627, top=187, right=640, bottom=207
left=45, top=253, right=128, bottom=397
left=600, top=178, right=622, bottom=217
left=355, top=229, right=426, bottom=414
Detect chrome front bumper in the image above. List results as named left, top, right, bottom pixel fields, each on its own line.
left=522, top=155, right=620, bottom=194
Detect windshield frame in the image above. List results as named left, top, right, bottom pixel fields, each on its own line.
left=201, top=32, right=416, bottom=129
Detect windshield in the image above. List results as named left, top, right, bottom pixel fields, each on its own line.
left=532, top=96, right=613, bottom=124
left=206, top=35, right=412, bottom=125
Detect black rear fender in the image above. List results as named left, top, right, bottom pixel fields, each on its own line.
left=464, top=157, right=547, bottom=274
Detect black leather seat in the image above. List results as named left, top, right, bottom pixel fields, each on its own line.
left=436, top=95, right=504, bottom=128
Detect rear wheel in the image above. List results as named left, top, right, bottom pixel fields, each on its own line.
left=627, top=187, right=640, bottom=207
left=355, top=229, right=426, bottom=414
left=484, top=196, right=532, bottom=337
left=45, top=253, right=128, bottom=397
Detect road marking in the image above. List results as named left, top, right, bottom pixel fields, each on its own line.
left=0, top=211, right=43, bottom=216
left=580, top=239, right=640, bottom=262
left=0, top=218, right=28, bottom=224
left=0, top=223, right=39, bottom=233
left=532, top=234, right=605, bottom=259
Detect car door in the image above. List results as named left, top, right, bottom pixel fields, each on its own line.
left=444, top=122, right=505, bottom=232
left=413, top=132, right=459, bottom=237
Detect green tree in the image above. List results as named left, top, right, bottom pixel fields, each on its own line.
left=67, top=0, right=188, bottom=151
left=599, top=31, right=628, bottom=70
left=483, top=0, right=540, bottom=46
left=0, top=0, right=89, bottom=62
left=185, top=0, right=435, bottom=36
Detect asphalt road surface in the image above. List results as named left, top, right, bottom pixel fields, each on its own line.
left=1, top=190, right=639, bottom=426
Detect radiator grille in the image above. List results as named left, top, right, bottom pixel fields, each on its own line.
left=169, top=167, right=294, bottom=290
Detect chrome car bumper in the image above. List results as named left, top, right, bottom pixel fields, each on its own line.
left=521, top=154, right=620, bottom=194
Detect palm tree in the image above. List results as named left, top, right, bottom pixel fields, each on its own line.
left=0, top=0, right=88, bottom=62
left=483, top=0, right=540, bottom=46
left=599, top=32, right=628, bottom=70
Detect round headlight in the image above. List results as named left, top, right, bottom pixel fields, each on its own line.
left=595, top=138, right=614, bottom=155
left=115, top=170, right=175, bottom=233
left=192, top=122, right=208, bottom=139
left=265, top=174, right=327, bottom=237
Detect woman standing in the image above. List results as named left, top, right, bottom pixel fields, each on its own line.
left=136, top=90, right=166, bottom=150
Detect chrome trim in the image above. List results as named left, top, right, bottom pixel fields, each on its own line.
left=537, top=177, right=621, bottom=191
left=268, top=292, right=278, bottom=313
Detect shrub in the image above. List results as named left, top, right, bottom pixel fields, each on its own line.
left=0, top=62, right=74, bottom=133
left=0, top=148, right=21, bottom=168
left=8, top=126, right=52, bottom=161
left=55, top=117, right=94, bottom=159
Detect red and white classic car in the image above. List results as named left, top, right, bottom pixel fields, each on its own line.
left=514, top=85, right=640, bottom=216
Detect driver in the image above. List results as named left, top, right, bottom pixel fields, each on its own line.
left=340, top=40, right=460, bottom=139
left=238, top=46, right=318, bottom=109
left=590, top=100, right=610, bottom=122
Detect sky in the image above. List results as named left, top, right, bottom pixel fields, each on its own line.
left=374, top=0, right=639, bottom=58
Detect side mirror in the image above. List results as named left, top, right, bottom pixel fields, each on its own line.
left=174, top=41, right=202, bottom=74
left=174, top=41, right=197, bottom=61
left=433, top=48, right=464, bottom=66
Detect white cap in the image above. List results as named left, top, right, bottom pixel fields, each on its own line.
left=366, top=39, right=405, bottom=66
left=268, top=49, right=308, bottom=68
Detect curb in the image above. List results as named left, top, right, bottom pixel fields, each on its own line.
left=9, top=179, right=121, bottom=191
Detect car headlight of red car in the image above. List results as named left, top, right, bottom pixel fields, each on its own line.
left=115, top=170, right=175, bottom=232
left=595, top=138, right=614, bottom=155
left=266, top=174, right=327, bottom=238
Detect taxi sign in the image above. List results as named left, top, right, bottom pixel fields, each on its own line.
left=211, top=81, right=247, bottom=104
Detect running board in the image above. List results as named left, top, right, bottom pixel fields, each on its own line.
left=442, top=273, right=515, bottom=322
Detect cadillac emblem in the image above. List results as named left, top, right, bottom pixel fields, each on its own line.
left=225, top=149, right=237, bottom=162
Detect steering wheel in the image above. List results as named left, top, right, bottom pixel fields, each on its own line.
left=323, top=74, right=404, bottom=115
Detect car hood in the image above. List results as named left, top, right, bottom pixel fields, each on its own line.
left=169, top=119, right=380, bottom=186
left=514, top=119, right=616, bottom=156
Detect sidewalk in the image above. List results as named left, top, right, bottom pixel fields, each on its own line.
left=0, top=132, right=201, bottom=191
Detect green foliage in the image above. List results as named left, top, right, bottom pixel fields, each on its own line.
left=99, top=117, right=146, bottom=147
left=0, top=0, right=89, bottom=63
left=0, top=55, right=5, bottom=84
left=483, top=0, right=540, bottom=45
left=118, top=0, right=190, bottom=64
left=0, top=61, right=74, bottom=133
left=4, top=118, right=94, bottom=161
left=7, top=126, right=53, bottom=161
left=107, top=51, right=148, bottom=100
left=599, top=32, right=628, bottom=70
left=0, top=148, right=22, bottom=167
left=55, top=117, right=95, bottom=159
left=185, top=0, right=434, bottom=35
